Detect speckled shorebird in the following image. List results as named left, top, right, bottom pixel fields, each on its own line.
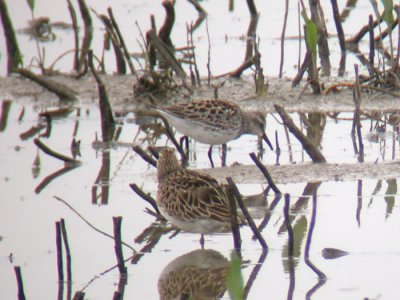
left=153, top=99, right=273, bottom=167
left=156, top=147, right=239, bottom=247
left=158, top=249, right=229, bottom=300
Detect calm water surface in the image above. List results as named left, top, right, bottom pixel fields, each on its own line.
left=1, top=1, right=400, bottom=300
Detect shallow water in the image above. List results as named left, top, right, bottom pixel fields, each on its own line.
left=1, top=100, right=400, bottom=299
left=1, top=1, right=400, bottom=300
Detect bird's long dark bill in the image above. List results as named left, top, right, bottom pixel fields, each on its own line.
left=262, top=132, right=274, bottom=150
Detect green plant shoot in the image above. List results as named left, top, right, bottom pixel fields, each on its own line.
left=227, top=251, right=244, bottom=300
left=26, top=0, right=35, bottom=12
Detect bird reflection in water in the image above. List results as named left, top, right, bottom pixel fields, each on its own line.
left=158, top=249, right=230, bottom=300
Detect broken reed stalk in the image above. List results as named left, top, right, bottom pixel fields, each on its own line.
left=87, top=50, right=116, bottom=142
left=16, top=68, right=78, bottom=101
left=34, top=138, right=80, bottom=164
left=66, top=0, right=80, bottom=72
left=132, top=146, right=157, bottom=167
left=309, top=0, right=331, bottom=77
left=254, top=193, right=282, bottom=239
left=0, top=0, right=22, bottom=73
left=353, top=64, right=364, bottom=162
left=20, top=125, right=46, bottom=140
left=72, top=291, right=85, bottom=300
left=283, top=194, right=294, bottom=256
left=368, top=15, right=375, bottom=74
left=129, top=183, right=162, bottom=217
left=206, top=19, right=211, bottom=86
left=292, top=50, right=311, bottom=87
left=77, top=0, right=93, bottom=73
left=244, top=0, right=259, bottom=61
left=249, top=152, right=281, bottom=194
left=55, top=221, right=64, bottom=282
left=225, top=182, right=242, bottom=257
left=98, top=13, right=126, bottom=74
left=274, top=104, right=327, bottom=163
left=0, top=99, right=11, bottom=132
left=60, top=219, right=72, bottom=283
left=279, top=0, right=289, bottom=78
left=275, top=130, right=281, bottom=163
left=146, top=29, right=187, bottom=81
left=243, top=250, right=267, bottom=299
left=14, top=266, right=26, bottom=300
left=330, top=0, right=346, bottom=76
left=228, top=56, right=255, bottom=78
left=35, top=165, right=80, bottom=194
left=304, top=192, right=326, bottom=280
left=113, top=217, right=127, bottom=275
left=188, top=23, right=201, bottom=86
left=148, top=15, right=157, bottom=70
left=108, top=7, right=137, bottom=76
left=226, top=177, right=268, bottom=251
left=147, top=146, right=160, bottom=159
left=53, top=196, right=137, bottom=253
left=160, top=118, right=188, bottom=163
left=159, top=0, right=175, bottom=48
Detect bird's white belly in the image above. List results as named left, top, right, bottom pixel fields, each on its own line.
left=159, top=207, right=229, bottom=234
left=159, top=112, right=239, bottom=145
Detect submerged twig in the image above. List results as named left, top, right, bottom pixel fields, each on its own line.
left=34, top=138, right=80, bottom=164
left=129, top=183, right=163, bottom=218
left=227, top=177, right=268, bottom=251
left=274, top=104, right=327, bottom=163
left=16, top=68, right=78, bottom=101
left=249, top=152, right=281, bottom=194
left=304, top=192, right=326, bottom=280
left=14, top=266, right=26, bottom=300
left=87, top=50, right=116, bottom=142
left=53, top=196, right=137, bottom=253
left=225, top=182, right=242, bottom=257
left=113, top=217, right=127, bottom=275
left=108, top=7, right=137, bottom=76
left=77, top=0, right=93, bottom=73
left=132, top=146, right=157, bottom=167
left=0, top=0, right=23, bottom=73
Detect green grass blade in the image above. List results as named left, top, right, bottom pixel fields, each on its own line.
left=227, top=251, right=244, bottom=300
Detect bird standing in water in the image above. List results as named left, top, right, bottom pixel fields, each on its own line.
left=156, top=147, right=239, bottom=247
left=153, top=99, right=273, bottom=167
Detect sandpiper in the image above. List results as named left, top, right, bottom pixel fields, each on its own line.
left=153, top=99, right=273, bottom=167
left=156, top=147, right=238, bottom=247
left=158, top=249, right=229, bottom=300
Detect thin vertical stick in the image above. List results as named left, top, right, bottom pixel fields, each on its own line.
left=55, top=221, right=64, bottom=282
left=113, top=217, right=127, bottom=275
left=368, top=15, right=375, bottom=73
left=249, top=152, right=281, bottom=194
left=279, top=0, right=289, bottom=78
left=286, top=195, right=296, bottom=300
left=304, top=192, right=326, bottom=280
left=353, top=64, right=364, bottom=162
left=66, top=0, right=80, bottom=72
left=108, top=7, right=137, bottom=76
left=356, top=180, right=362, bottom=227
left=227, top=177, right=268, bottom=250
left=14, top=266, right=26, bottom=300
left=226, top=183, right=242, bottom=257
left=60, top=219, right=72, bottom=300
left=206, top=19, right=211, bottom=86
left=283, top=194, right=294, bottom=256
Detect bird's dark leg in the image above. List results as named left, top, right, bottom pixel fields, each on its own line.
left=200, top=234, right=205, bottom=249
left=208, top=145, right=215, bottom=168
left=179, top=136, right=189, bottom=154
left=221, top=144, right=227, bottom=167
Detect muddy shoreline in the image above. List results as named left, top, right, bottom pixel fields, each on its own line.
left=2, top=74, right=400, bottom=114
